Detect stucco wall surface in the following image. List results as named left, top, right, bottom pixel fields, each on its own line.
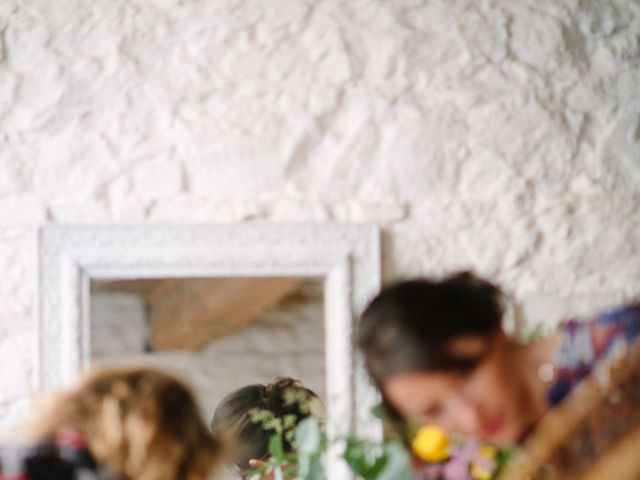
left=1, top=0, right=640, bottom=425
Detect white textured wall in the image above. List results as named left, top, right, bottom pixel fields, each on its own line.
left=1, top=0, right=640, bottom=424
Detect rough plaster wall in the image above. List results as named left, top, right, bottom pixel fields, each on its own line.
left=1, top=0, right=640, bottom=424
left=90, top=280, right=325, bottom=421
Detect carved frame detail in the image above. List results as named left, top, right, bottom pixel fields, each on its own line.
left=36, top=223, right=381, bottom=479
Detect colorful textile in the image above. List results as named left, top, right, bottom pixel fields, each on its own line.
left=503, top=303, right=640, bottom=480
left=0, top=429, right=117, bottom=480
left=548, top=302, right=640, bottom=406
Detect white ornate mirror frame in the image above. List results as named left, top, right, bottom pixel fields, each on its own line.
left=36, top=223, right=381, bottom=479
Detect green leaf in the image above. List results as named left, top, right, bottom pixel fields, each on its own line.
left=375, top=442, right=414, bottom=480
left=269, top=434, right=286, bottom=462
left=298, top=453, right=312, bottom=479
left=306, top=457, right=325, bottom=480
left=343, top=438, right=367, bottom=475
left=495, top=445, right=520, bottom=474
left=296, top=417, right=322, bottom=456
left=343, top=437, right=387, bottom=479
left=371, top=403, right=388, bottom=421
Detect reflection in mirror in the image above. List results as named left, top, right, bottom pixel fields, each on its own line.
left=90, top=277, right=325, bottom=418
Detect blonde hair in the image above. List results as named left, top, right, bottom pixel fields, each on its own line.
left=27, top=366, right=220, bottom=480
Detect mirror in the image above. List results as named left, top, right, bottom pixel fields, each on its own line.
left=90, top=276, right=326, bottom=416
left=37, top=224, right=381, bottom=479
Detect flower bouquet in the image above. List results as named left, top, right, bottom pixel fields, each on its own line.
left=245, top=395, right=516, bottom=480
left=412, top=426, right=516, bottom=480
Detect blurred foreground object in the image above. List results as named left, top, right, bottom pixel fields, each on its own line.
left=2, top=366, right=221, bottom=480
left=501, top=336, right=640, bottom=480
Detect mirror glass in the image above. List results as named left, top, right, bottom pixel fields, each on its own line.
left=90, top=276, right=325, bottom=419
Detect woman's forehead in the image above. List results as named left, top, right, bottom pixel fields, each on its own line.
left=383, top=371, right=459, bottom=409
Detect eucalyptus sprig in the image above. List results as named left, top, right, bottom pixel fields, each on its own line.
left=247, top=399, right=414, bottom=480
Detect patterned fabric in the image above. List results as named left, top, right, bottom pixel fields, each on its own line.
left=0, top=429, right=117, bottom=480
left=548, top=302, right=640, bottom=406
left=503, top=305, right=640, bottom=480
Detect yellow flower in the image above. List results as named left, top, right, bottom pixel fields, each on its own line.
left=412, top=426, right=449, bottom=462
left=470, top=463, right=492, bottom=480
left=471, top=445, right=498, bottom=479
left=478, top=445, right=497, bottom=459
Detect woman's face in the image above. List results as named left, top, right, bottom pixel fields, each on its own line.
left=382, top=334, right=531, bottom=444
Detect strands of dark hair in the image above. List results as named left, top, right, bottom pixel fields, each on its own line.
left=357, top=271, right=504, bottom=385
left=211, top=378, right=318, bottom=471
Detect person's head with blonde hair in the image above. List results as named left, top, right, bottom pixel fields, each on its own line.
left=26, top=366, right=220, bottom=480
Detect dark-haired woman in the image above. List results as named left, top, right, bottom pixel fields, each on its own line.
left=357, top=272, right=640, bottom=446
left=211, top=378, right=321, bottom=478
